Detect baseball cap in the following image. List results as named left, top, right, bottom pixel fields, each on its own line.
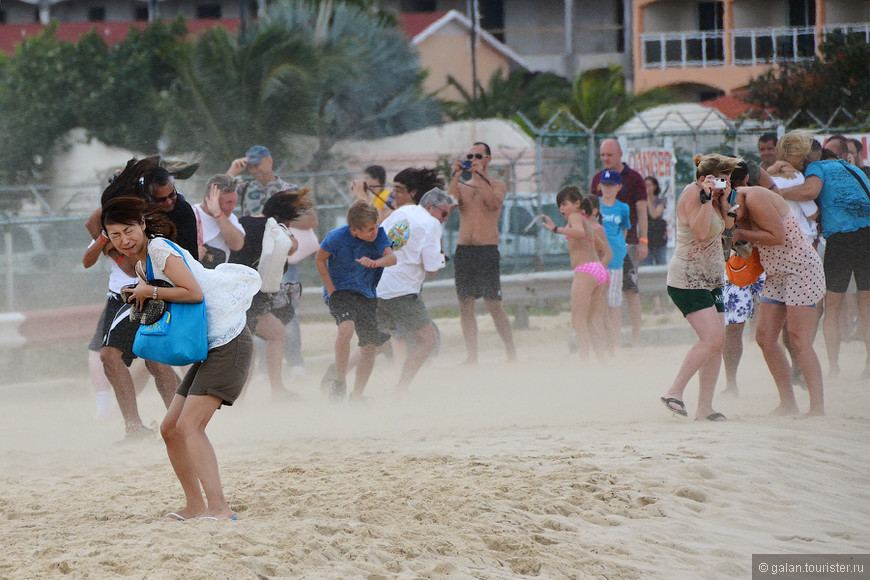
left=600, top=169, right=622, bottom=185
left=246, top=145, right=271, bottom=165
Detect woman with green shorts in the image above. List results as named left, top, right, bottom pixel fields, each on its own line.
left=661, top=154, right=740, bottom=421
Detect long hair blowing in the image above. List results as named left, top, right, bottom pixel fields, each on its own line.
left=101, top=196, right=176, bottom=241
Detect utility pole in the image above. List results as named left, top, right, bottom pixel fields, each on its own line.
left=467, top=0, right=480, bottom=104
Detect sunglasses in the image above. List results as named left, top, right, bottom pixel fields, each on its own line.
left=466, top=153, right=487, bottom=160
left=154, top=188, right=178, bottom=204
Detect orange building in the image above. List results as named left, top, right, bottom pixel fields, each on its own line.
left=633, top=0, right=870, bottom=101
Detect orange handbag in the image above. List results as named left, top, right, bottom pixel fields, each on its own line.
left=725, top=246, right=764, bottom=287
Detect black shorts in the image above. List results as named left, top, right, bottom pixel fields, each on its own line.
left=454, top=245, right=502, bottom=301
left=328, top=290, right=391, bottom=347
left=622, top=245, right=639, bottom=293
left=824, top=227, right=870, bottom=293
left=667, top=286, right=725, bottom=317
left=101, top=293, right=139, bottom=366
left=88, top=294, right=117, bottom=352
left=246, top=291, right=295, bottom=331
left=177, top=327, right=253, bottom=407
left=378, top=294, right=431, bottom=333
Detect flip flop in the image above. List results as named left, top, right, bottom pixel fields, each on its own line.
left=164, top=512, right=186, bottom=521
left=703, top=412, right=728, bottom=422
left=198, top=516, right=238, bottom=521
left=660, top=397, right=687, bottom=417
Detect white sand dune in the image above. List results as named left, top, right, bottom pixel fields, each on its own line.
left=1, top=316, right=868, bottom=579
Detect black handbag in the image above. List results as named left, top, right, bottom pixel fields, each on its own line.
left=123, top=279, right=174, bottom=325
left=200, top=244, right=227, bottom=269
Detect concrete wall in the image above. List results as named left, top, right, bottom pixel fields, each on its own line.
left=732, top=0, right=788, bottom=29
left=826, top=0, right=870, bottom=23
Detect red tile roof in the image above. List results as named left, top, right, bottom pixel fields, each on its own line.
left=701, top=92, right=760, bottom=120
left=398, top=11, right=447, bottom=39
left=0, top=19, right=240, bottom=54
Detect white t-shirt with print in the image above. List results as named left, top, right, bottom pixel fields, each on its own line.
left=192, top=204, right=245, bottom=262
left=377, top=204, right=445, bottom=299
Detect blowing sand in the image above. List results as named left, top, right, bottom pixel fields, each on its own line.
left=1, top=314, right=868, bottom=579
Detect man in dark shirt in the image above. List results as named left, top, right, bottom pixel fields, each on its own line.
left=590, top=138, right=648, bottom=347
left=148, top=166, right=199, bottom=258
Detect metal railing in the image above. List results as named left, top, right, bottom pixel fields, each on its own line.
left=641, top=30, right=725, bottom=69
left=731, top=26, right=816, bottom=65
left=642, top=23, right=870, bottom=69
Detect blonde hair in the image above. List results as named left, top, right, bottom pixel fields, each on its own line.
left=693, top=154, right=742, bottom=179
left=347, top=199, right=379, bottom=229
left=776, top=130, right=814, bottom=163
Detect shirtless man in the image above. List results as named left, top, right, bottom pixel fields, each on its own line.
left=448, top=142, right=517, bottom=363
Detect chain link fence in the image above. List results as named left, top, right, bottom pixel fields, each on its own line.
left=2, top=107, right=865, bottom=312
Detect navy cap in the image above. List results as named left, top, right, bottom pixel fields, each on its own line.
left=600, top=169, right=622, bottom=185
left=246, top=145, right=271, bottom=164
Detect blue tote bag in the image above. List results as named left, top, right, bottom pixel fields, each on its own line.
left=133, top=239, right=208, bottom=366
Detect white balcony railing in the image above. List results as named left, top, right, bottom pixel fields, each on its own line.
left=731, top=26, right=816, bottom=65
left=642, top=23, right=870, bottom=69
left=641, top=30, right=725, bottom=69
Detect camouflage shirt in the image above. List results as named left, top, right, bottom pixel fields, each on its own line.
left=238, top=176, right=298, bottom=216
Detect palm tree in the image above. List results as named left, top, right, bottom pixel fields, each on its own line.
left=264, top=0, right=443, bottom=169
left=542, top=65, right=674, bottom=134
left=162, top=0, right=441, bottom=172
left=444, top=69, right=571, bottom=125
left=162, top=23, right=321, bottom=170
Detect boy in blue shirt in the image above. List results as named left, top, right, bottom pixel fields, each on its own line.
left=315, top=200, right=397, bottom=402
left=598, top=169, right=631, bottom=347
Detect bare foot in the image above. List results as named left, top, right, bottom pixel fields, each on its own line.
left=271, top=388, right=299, bottom=402
left=460, top=358, right=478, bottom=366
left=770, top=404, right=800, bottom=416
left=827, top=366, right=840, bottom=378
left=721, top=387, right=739, bottom=399
left=802, top=408, right=825, bottom=418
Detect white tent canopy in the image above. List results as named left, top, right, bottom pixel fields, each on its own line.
left=615, top=103, right=770, bottom=136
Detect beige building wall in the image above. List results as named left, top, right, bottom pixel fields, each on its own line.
left=416, top=33, right=512, bottom=101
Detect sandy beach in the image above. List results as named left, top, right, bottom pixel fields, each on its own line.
left=1, top=314, right=868, bottom=579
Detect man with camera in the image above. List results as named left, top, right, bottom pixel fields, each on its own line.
left=590, top=138, right=648, bottom=347
left=447, top=142, right=516, bottom=364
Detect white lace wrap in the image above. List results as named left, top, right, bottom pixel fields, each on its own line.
left=148, top=237, right=261, bottom=349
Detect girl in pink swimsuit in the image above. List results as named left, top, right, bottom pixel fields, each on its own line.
left=542, top=186, right=613, bottom=360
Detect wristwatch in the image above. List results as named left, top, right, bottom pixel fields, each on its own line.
left=152, top=286, right=158, bottom=300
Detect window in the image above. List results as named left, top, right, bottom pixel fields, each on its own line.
left=196, top=3, right=222, bottom=19
left=788, top=0, right=815, bottom=26
left=400, top=0, right=436, bottom=11
left=615, top=0, right=625, bottom=53
left=698, top=1, right=723, bottom=31
left=88, top=6, right=106, bottom=21
left=697, top=1, right=724, bottom=61
left=134, top=5, right=148, bottom=20
left=480, top=0, right=505, bottom=42
left=0, top=9, right=6, bottom=23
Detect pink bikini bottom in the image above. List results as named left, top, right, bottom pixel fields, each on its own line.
left=574, top=262, right=609, bottom=286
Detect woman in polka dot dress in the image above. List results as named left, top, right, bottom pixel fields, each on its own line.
left=731, top=185, right=826, bottom=417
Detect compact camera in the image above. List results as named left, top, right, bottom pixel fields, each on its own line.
left=712, top=177, right=728, bottom=189
left=459, top=160, right=473, bottom=182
